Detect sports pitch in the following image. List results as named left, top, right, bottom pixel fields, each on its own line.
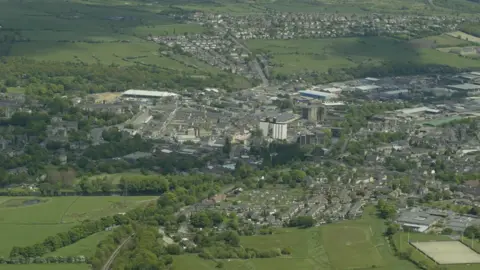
left=411, top=241, right=480, bottom=265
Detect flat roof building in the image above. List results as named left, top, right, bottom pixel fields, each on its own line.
left=122, top=89, right=178, bottom=98
left=299, top=90, right=337, bottom=100
left=447, top=83, right=480, bottom=92
left=356, top=85, right=380, bottom=91
left=396, top=210, right=441, bottom=232
left=395, top=106, right=440, bottom=115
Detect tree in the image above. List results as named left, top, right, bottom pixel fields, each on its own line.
left=377, top=199, right=397, bottom=219
left=288, top=216, right=315, bottom=228
left=165, top=244, right=182, bottom=255
left=385, top=223, right=400, bottom=236
left=441, top=228, right=453, bottom=235
left=223, top=137, right=232, bottom=155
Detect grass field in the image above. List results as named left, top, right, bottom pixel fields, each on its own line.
left=0, top=196, right=155, bottom=257
left=393, top=232, right=480, bottom=270
left=447, top=31, right=480, bottom=44
left=0, top=0, right=232, bottom=77
left=174, top=206, right=417, bottom=270
left=246, top=37, right=480, bottom=75
left=412, top=34, right=474, bottom=48
left=46, top=231, right=112, bottom=257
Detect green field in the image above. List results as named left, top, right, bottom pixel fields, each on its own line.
left=0, top=196, right=155, bottom=257
left=174, top=207, right=417, bottom=270
left=413, top=34, right=474, bottom=48
left=393, top=232, right=480, bottom=270
left=0, top=0, right=228, bottom=75
left=46, top=231, right=112, bottom=257
left=246, top=37, right=480, bottom=75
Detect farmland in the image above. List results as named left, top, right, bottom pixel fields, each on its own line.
left=0, top=0, right=227, bottom=74
left=0, top=196, right=155, bottom=257
left=174, top=207, right=417, bottom=270
left=246, top=37, right=480, bottom=76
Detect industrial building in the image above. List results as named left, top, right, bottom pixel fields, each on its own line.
left=259, top=113, right=299, bottom=140
left=395, top=106, right=440, bottom=116
left=447, top=83, right=480, bottom=94
left=299, top=90, right=337, bottom=100
left=122, top=89, right=179, bottom=99
left=355, top=85, right=380, bottom=92
left=396, top=210, right=441, bottom=232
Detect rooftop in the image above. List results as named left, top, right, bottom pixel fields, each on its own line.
left=396, top=106, right=440, bottom=115
left=263, top=112, right=300, bottom=124
left=356, top=85, right=380, bottom=91
left=122, top=89, right=178, bottom=97
left=381, top=89, right=409, bottom=96
left=299, top=90, right=337, bottom=97
left=397, top=210, right=441, bottom=226
left=447, top=83, right=480, bottom=91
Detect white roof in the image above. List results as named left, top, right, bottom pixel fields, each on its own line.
left=123, top=89, right=178, bottom=97
left=323, top=87, right=342, bottom=93
left=365, top=77, right=380, bottom=81
left=323, top=101, right=345, bottom=106
left=396, top=106, right=440, bottom=114
left=299, top=90, right=336, bottom=97
left=356, top=85, right=380, bottom=91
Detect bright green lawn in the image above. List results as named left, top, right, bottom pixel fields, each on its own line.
left=46, top=230, right=112, bottom=257
left=246, top=37, right=480, bottom=75
left=0, top=196, right=155, bottom=257
left=61, top=196, right=156, bottom=223
left=0, top=224, right=74, bottom=257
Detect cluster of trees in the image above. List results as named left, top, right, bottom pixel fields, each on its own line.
left=90, top=225, right=133, bottom=270
left=0, top=255, right=86, bottom=265
left=249, top=142, right=309, bottom=168
left=10, top=215, right=130, bottom=258
left=83, top=135, right=152, bottom=160
left=282, top=62, right=469, bottom=85
left=464, top=225, right=480, bottom=239
left=192, top=230, right=283, bottom=260
left=190, top=210, right=225, bottom=228
left=0, top=58, right=250, bottom=97
left=377, top=199, right=397, bottom=219
left=287, top=216, right=315, bottom=228
left=109, top=226, right=174, bottom=270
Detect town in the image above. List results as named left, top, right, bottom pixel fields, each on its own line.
left=1, top=0, right=480, bottom=270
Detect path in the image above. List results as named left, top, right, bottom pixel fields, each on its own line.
left=158, top=99, right=178, bottom=135
left=229, top=36, right=269, bottom=86
left=102, top=233, right=134, bottom=270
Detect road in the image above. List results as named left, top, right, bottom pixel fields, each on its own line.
left=229, top=36, right=269, bottom=86
left=102, top=233, right=134, bottom=270
left=158, top=99, right=178, bottom=135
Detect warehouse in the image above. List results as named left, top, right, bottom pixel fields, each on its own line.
left=447, top=83, right=480, bottom=94
left=299, top=90, right=337, bottom=100
left=122, top=89, right=179, bottom=99
left=396, top=210, right=441, bottom=232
